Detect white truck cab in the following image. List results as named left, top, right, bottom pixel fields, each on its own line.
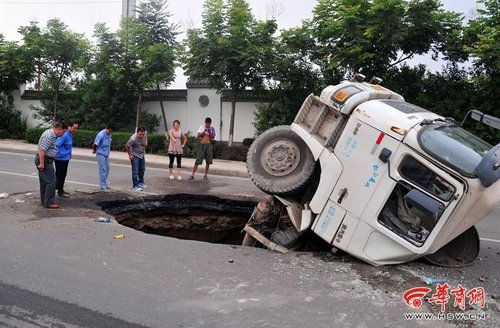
left=246, top=79, right=499, bottom=266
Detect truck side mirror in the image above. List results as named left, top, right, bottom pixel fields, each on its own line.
left=379, top=148, right=392, bottom=163
left=461, top=110, right=500, bottom=130
left=475, top=143, right=500, bottom=187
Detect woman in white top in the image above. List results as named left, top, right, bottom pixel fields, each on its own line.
left=167, top=120, right=187, bottom=180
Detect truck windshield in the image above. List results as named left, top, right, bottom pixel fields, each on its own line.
left=418, top=125, right=492, bottom=177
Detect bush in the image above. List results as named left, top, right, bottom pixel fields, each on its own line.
left=26, top=128, right=46, bottom=143
left=73, top=130, right=99, bottom=148
left=0, top=96, right=27, bottom=139
left=109, top=132, right=130, bottom=151
left=25, top=128, right=249, bottom=162
left=182, top=134, right=199, bottom=158
left=146, top=133, right=167, bottom=154
left=242, top=138, right=255, bottom=147
left=212, top=140, right=228, bottom=158
left=27, top=128, right=130, bottom=151
left=219, top=145, right=249, bottom=161
left=209, top=141, right=248, bottom=161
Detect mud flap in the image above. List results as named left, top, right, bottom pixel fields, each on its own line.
left=423, top=226, right=480, bottom=268
left=273, top=195, right=313, bottom=232
left=242, top=196, right=307, bottom=251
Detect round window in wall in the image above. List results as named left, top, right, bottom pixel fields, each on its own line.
left=199, top=95, right=209, bottom=107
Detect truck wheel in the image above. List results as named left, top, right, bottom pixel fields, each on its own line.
left=423, top=226, right=479, bottom=267
left=247, top=126, right=316, bottom=196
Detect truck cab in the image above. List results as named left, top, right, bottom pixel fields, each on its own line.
left=246, top=79, right=499, bottom=266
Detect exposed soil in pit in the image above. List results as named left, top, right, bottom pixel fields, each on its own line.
left=98, top=194, right=257, bottom=245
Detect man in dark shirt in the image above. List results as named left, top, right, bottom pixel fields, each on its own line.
left=55, top=121, right=79, bottom=198
left=126, top=127, right=148, bottom=191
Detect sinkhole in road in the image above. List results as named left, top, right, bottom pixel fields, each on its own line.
left=98, top=194, right=256, bottom=245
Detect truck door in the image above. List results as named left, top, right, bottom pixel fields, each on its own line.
left=312, top=118, right=401, bottom=243
left=330, top=118, right=401, bottom=217
left=377, top=146, right=465, bottom=246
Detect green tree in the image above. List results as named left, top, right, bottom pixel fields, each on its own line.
left=137, top=0, right=179, bottom=133
left=254, top=26, right=322, bottom=134
left=18, top=19, right=89, bottom=122
left=0, top=34, right=34, bottom=93
left=309, top=0, right=464, bottom=79
left=384, top=64, right=498, bottom=144
left=255, top=0, right=466, bottom=134
left=79, top=22, right=154, bottom=131
left=116, top=17, right=153, bottom=129
left=183, top=0, right=276, bottom=145
left=0, top=35, right=33, bottom=138
left=386, top=64, right=474, bottom=118
left=464, top=0, right=499, bottom=143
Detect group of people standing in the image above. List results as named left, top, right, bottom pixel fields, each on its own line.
left=35, top=117, right=216, bottom=209
left=35, top=121, right=79, bottom=209
left=166, top=117, right=217, bottom=181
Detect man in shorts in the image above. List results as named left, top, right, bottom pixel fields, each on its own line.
left=188, top=117, right=216, bottom=180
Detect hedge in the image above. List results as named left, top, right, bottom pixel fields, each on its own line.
left=25, top=128, right=249, bottom=162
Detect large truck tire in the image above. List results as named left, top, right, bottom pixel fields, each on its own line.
left=247, top=126, right=316, bottom=197
left=423, top=226, right=479, bottom=267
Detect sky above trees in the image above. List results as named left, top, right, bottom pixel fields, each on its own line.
left=0, top=0, right=477, bottom=40
left=0, top=0, right=478, bottom=87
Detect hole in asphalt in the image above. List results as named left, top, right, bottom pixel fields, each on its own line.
left=98, top=194, right=256, bottom=245
left=98, top=193, right=333, bottom=252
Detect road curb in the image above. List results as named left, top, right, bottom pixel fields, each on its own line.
left=0, top=145, right=249, bottom=179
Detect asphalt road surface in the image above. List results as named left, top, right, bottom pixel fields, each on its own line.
left=0, top=150, right=499, bottom=328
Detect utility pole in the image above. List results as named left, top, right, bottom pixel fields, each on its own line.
left=122, top=0, right=137, bottom=19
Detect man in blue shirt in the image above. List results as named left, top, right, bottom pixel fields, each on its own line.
left=35, top=121, right=66, bottom=208
left=92, top=124, right=114, bottom=191
left=55, top=122, right=79, bottom=198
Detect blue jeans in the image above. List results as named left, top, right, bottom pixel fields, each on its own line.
left=96, top=154, right=110, bottom=189
left=131, top=155, right=145, bottom=188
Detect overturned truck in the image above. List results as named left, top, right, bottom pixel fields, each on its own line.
left=245, top=76, right=500, bottom=267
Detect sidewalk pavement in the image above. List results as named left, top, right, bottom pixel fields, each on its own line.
left=0, top=139, right=249, bottom=178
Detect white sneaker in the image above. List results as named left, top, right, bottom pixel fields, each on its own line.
left=169, top=175, right=175, bottom=180
left=133, top=186, right=143, bottom=191
left=140, top=183, right=148, bottom=188
left=177, top=175, right=182, bottom=180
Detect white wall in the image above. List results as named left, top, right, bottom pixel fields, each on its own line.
left=185, top=88, right=221, bottom=138
left=220, top=101, right=259, bottom=142
left=11, top=86, right=45, bottom=128
left=17, top=87, right=266, bottom=142
left=140, top=87, right=260, bottom=142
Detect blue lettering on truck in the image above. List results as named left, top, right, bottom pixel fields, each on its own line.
left=320, top=205, right=336, bottom=232
left=364, top=163, right=380, bottom=187
left=342, top=136, right=358, bottom=158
